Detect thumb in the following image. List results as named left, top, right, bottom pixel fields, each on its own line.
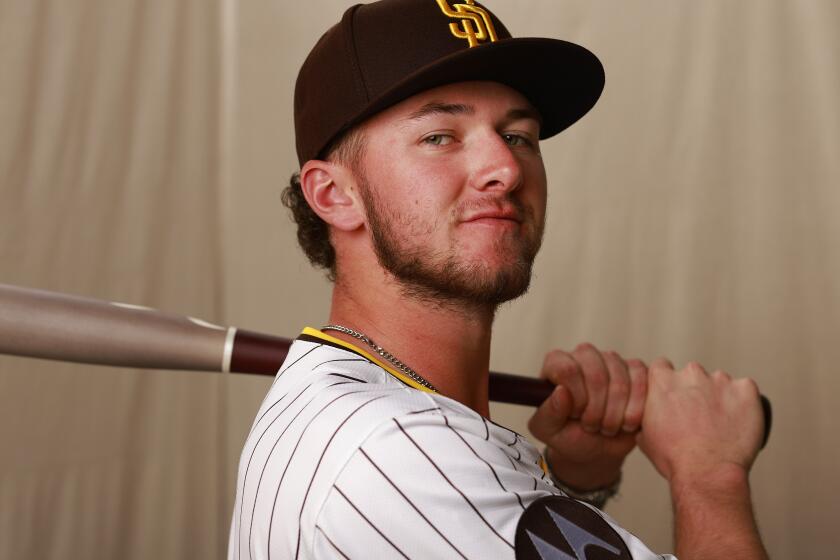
left=528, top=384, right=574, bottom=442
left=550, top=384, right=574, bottom=421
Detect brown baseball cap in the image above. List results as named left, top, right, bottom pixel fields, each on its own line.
left=294, top=0, right=605, bottom=165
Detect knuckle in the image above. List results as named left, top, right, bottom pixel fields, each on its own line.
left=607, top=355, right=629, bottom=379
left=541, top=351, right=560, bottom=372
left=544, top=349, right=568, bottom=363
left=544, top=350, right=575, bottom=369
left=605, top=348, right=622, bottom=361
left=651, top=357, right=673, bottom=371
left=685, top=361, right=706, bottom=376
left=627, top=358, right=648, bottom=371
left=574, top=342, right=605, bottom=363
left=601, top=423, right=620, bottom=436
left=542, top=351, right=577, bottom=380
left=581, top=410, right=601, bottom=429
left=737, top=377, right=760, bottom=395
left=623, top=410, right=642, bottom=429
left=711, top=369, right=732, bottom=382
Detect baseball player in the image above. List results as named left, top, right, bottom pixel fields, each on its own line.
left=229, top=1, right=768, bottom=558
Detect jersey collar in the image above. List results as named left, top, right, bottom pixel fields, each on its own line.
left=299, top=326, right=437, bottom=394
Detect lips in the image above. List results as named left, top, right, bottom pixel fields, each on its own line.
left=461, top=207, right=523, bottom=224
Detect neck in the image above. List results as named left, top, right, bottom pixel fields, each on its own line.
left=327, top=271, right=495, bottom=417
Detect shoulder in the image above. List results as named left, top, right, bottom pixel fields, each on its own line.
left=258, top=336, right=501, bottom=437
left=243, top=337, right=454, bottom=480
left=232, top=339, right=459, bottom=558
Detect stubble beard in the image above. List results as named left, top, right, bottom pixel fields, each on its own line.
left=356, top=174, right=544, bottom=311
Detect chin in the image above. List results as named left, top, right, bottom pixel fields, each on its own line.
left=451, top=259, right=535, bottom=305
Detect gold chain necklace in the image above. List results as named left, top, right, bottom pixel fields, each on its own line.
left=321, top=324, right=439, bottom=392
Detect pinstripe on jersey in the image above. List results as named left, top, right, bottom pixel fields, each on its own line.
left=228, top=328, right=672, bottom=559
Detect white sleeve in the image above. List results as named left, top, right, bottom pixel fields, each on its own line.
left=312, top=410, right=675, bottom=559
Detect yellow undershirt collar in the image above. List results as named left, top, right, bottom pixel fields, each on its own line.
left=301, top=326, right=437, bottom=394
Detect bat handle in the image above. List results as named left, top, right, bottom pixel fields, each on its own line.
left=759, top=394, right=772, bottom=449
left=488, top=372, right=773, bottom=449
left=230, top=329, right=292, bottom=374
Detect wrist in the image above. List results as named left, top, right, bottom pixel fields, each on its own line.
left=544, top=446, right=623, bottom=490
left=544, top=447, right=622, bottom=509
left=669, top=463, right=765, bottom=558
left=670, top=462, right=752, bottom=506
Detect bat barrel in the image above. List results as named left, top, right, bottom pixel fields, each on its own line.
left=0, top=283, right=228, bottom=372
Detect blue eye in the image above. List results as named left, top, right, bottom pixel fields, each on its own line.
left=423, top=134, right=454, bottom=146
left=503, top=134, right=531, bottom=147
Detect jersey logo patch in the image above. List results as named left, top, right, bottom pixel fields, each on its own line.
left=436, top=0, right=498, bottom=48
left=515, top=496, right=632, bottom=560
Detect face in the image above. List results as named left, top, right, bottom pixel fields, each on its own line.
left=352, top=81, right=547, bottom=308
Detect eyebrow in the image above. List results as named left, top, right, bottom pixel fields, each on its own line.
left=506, top=107, right=543, bottom=127
left=403, top=102, right=543, bottom=128
left=405, top=102, right=475, bottom=121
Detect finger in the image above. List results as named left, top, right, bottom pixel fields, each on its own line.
left=733, top=376, right=759, bottom=398
left=647, top=357, right=673, bottom=390
left=622, top=359, right=648, bottom=432
left=710, top=369, right=732, bottom=385
left=600, top=351, right=631, bottom=436
left=681, top=361, right=709, bottom=386
left=540, top=350, right=587, bottom=418
left=732, top=377, right=765, bottom=451
left=527, top=384, right=574, bottom=443
left=649, top=357, right=674, bottom=372
left=573, top=343, right=610, bottom=433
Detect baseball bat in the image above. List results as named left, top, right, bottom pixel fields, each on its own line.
left=0, top=283, right=771, bottom=447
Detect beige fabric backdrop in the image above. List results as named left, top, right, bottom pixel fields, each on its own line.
left=1, top=0, right=838, bottom=557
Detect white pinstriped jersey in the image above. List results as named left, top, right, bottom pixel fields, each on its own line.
left=228, top=328, right=673, bottom=559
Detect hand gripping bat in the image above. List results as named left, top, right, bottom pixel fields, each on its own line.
left=0, top=283, right=771, bottom=447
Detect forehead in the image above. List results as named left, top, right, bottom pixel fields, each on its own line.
left=364, top=81, right=540, bottom=128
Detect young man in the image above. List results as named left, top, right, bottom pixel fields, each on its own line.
left=230, top=1, right=768, bottom=558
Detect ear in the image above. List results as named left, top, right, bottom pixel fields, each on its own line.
left=299, top=160, right=365, bottom=231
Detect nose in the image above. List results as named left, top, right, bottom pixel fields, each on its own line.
left=468, top=132, right=523, bottom=193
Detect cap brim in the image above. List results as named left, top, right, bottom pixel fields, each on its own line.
left=342, top=37, right=605, bottom=142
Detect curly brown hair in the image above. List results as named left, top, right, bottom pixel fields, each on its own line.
left=281, top=128, right=367, bottom=281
